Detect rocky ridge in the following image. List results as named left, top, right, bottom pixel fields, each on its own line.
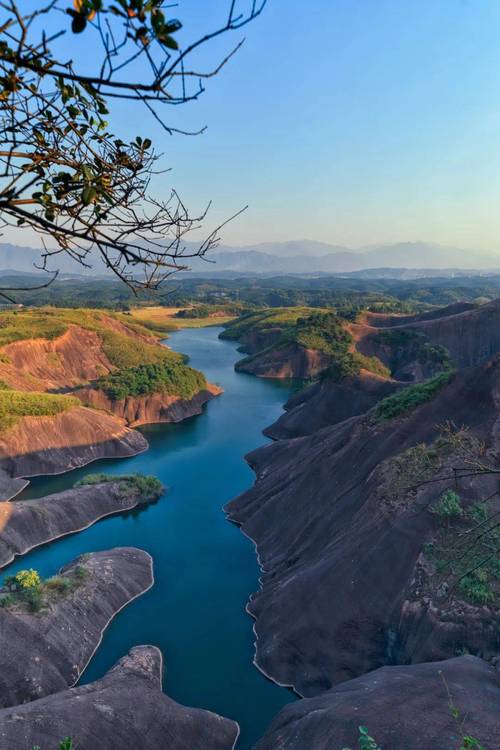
left=0, top=547, right=153, bottom=707
left=0, top=646, right=239, bottom=750
left=0, top=480, right=161, bottom=567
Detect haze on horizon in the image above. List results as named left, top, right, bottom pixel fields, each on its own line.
left=4, top=0, right=500, bottom=260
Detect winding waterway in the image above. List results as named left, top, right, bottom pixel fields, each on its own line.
left=10, top=326, right=297, bottom=748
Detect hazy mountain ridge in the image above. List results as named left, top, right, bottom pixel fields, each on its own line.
left=0, top=240, right=498, bottom=278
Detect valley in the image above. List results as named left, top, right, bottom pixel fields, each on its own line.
left=0, top=297, right=498, bottom=749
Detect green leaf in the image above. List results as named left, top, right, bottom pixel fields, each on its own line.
left=81, top=187, right=97, bottom=205
left=160, top=34, right=178, bottom=50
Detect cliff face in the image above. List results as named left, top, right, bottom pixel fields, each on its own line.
left=0, top=646, right=239, bottom=750
left=0, top=548, right=153, bottom=707
left=0, top=326, right=113, bottom=391
left=265, top=372, right=404, bottom=439
left=354, top=299, right=500, bottom=373
left=0, top=407, right=147, bottom=497
left=77, top=383, right=222, bottom=427
left=0, top=481, right=159, bottom=568
left=226, top=358, right=500, bottom=697
left=236, top=344, right=332, bottom=379
left=234, top=327, right=285, bottom=356
left=255, top=656, right=500, bottom=750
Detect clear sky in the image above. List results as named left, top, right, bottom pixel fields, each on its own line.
left=10, top=1, right=500, bottom=253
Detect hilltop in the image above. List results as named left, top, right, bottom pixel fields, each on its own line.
left=0, top=308, right=220, bottom=497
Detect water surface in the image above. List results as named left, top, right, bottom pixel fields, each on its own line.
left=12, top=326, right=297, bottom=748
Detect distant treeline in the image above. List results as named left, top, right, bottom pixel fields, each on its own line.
left=1, top=273, right=500, bottom=312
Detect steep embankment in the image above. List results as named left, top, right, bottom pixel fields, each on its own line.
left=236, top=343, right=332, bottom=379
left=268, top=300, right=500, bottom=440
left=78, top=382, right=222, bottom=427
left=0, top=308, right=220, bottom=492
left=0, top=477, right=162, bottom=567
left=0, top=646, right=239, bottom=750
left=256, top=656, right=500, bottom=750
left=265, top=371, right=404, bottom=439
left=0, top=406, right=147, bottom=497
left=227, top=358, right=500, bottom=697
left=353, top=298, right=500, bottom=377
left=0, top=548, right=153, bottom=707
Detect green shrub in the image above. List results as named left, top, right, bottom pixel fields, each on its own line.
left=458, top=570, right=494, bottom=606
left=96, top=359, right=206, bottom=401
left=0, top=594, right=15, bottom=608
left=72, top=565, right=89, bottom=581
left=22, top=587, right=43, bottom=612
left=373, top=371, right=453, bottom=421
left=44, top=576, right=73, bottom=595
left=433, top=490, right=463, bottom=522
left=75, top=473, right=163, bottom=503
left=469, top=503, right=489, bottom=523
left=342, top=726, right=382, bottom=750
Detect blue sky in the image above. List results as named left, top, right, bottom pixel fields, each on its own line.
left=12, top=1, right=500, bottom=253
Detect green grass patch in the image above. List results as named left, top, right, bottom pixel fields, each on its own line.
left=374, top=371, right=453, bottom=422
left=220, top=307, right=324, bottom=341
left=0, top=390, right=80, bottom=432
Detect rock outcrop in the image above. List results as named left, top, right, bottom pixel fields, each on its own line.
left=0, top=548, right=153, bottom=707
left=354, top=298, right=500, bottom=374
left=265, top=371, right=404, bottom=439
left=227, top=357, right=500, bottom=696
left=235, top=344, right=332, bottom=379
left=77, top=383, right=222, bottom=427
left=255, top=655, right=500, bottom=750
left=0, top=646, right=239, bottom=750
left=0, top=481, right=160, bottom=568
left=0, top=407, right=147, bottom=499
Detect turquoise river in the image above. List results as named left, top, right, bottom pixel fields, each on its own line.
left=10, top=326, right=298, bottom=748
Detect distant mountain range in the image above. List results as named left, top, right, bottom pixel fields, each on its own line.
left=0, top=240, right=499, bottom=278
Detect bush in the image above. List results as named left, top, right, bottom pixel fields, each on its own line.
left=342, top=726, right=381, bottom=750
left=22, top=587, right=43, bottom=612
left=373, top=372, right=453, bottom=421
left=14, top=568, right=41, bottom=590
left=75, top=473, right=164, bottom=503
left=96, top=359, right=206, bottom=401
left=72, top=565, right=89, bottom=581
left=433, top=490, right=463, bottom=522
left=458, top=569, right=494, bottom=606
left=0, top=594, right=15, bottom=608
left=44, top=576, right=73, bottom=595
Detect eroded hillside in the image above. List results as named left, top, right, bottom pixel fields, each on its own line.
left=0, top=308, right=220, bottom=497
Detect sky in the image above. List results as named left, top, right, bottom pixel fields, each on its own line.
left=9, top=0, right=500, bottom=254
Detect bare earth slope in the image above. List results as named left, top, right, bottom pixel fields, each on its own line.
left=255, top=656, right=500, bottom=750
left=227, top=357, right=500, bottom=696
left=0, top=548, right=153, bottom=707
left=0, top=646, right=239, bottom=750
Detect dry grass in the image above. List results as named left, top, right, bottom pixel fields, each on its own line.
left=130, top=306, right=236, bottom=330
